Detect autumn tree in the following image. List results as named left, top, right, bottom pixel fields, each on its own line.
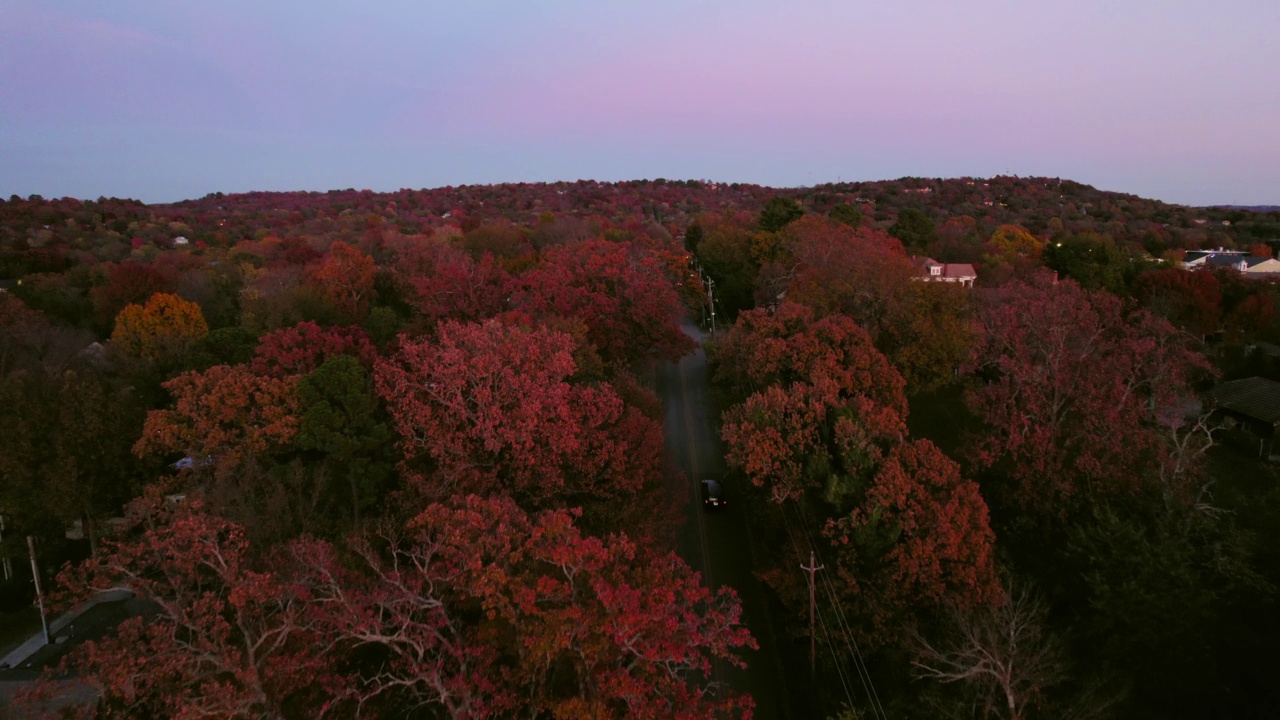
left=44, top=492, right=351, bottom=719
left=87, top=261, right=171, bottom=335
left=408, top=248, right=512, bottom=327
left=250, top=320, right=376, bottom=377
left=110, top=291, right=209, bottom=364
left=306, top=240, right=377, bottom=322
left=300, top=494, right=756, bottom=719
left=965, top=275, right=1213, bottom=520
left=717, top=304, right=909, bottom=505
left=135, top=363, right=301, bottom=467
left=375, top=320, right=667, bottom=524
left=779, top=216, right=917, bottom=340
left=1131, top=266, right=1222, bottom=337
left=824, top=439, right=998, bottom=634
left=879, top=278, right=976, bottom=392
left=514, top=239, right=695, bottom=366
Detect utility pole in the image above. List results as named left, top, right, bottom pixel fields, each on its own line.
left=27, top=535, right=50, bottom=646
left=801, top=550, right=824, bottom=680
left=0, top=513, right=12, bottom=581
left=705, top=276, right=716, bottom=337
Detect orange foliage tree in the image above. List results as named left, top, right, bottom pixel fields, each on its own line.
left=110, top=292, right=208, bottom=363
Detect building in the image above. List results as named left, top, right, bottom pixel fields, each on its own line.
left=911, top=256, right=977, bottom=287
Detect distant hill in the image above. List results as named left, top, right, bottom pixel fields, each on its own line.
left=1211, top=205, right=1280, bottom=213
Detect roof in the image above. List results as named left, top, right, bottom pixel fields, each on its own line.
left=910, top=256, right=977, bottom=279
left=1207, top=255, right=1247, bottom=267
left=1209, top=377, right=1280, bottom=425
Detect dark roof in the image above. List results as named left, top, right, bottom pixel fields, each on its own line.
left=1209, top=377, right=1280, bottom=424
left=1207, top=255, right=1247, bottom=267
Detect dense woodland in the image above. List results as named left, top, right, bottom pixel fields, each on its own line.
left=2, top=176, right=1280, bottom=719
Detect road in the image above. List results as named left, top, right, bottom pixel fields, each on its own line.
left=656, top=322, right=790, bottom=719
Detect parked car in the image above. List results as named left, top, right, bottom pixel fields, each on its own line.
left=700, top=478, right=727, bottom=510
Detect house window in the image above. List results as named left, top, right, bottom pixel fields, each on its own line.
left=930, top=266, right=941, bottom=276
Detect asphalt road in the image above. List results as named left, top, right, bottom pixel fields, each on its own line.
left=657, top=323, right=790, bottom=720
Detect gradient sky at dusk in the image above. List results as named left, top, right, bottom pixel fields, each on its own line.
left=2, top=0, right=1277, bottom=206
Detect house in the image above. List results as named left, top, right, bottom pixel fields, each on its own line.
left=911, top=256, right=977, bottom=287
left=1243, top=256, right=1280, bottom=275
left=1208, top=376, right=1280, bottom=459
left=1183, top=247, right=1246, bottom=268
left=1183, top=248, right=1280, bottom=275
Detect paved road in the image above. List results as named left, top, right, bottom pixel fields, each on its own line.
left=657, top=323, right=790, bottom=719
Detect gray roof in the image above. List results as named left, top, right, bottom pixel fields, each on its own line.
left=1209, top=377, right=1280, bottom=424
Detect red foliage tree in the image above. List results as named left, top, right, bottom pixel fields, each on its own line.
left=306, top=240, right=377, bottom=322
left=250, top=320, right=376, bottom=377
left=1132, top=267, right=1222, bottom=337
left=966, top=276, right=1213, bottom=517
left=514, top=239, right=695, bottom=366
left=299, top=494, right=756, bottom=719
left=718, top=304, right=908, bottom=503
left=375, top=320, right=665, bottom=514
left=44, top=493, right=349, bottom=719
left=88, top=261, right=171, bottom=334
left=780, top=216, right=917, bottom=337
left=824, top=439, right=999, bottom=632
left=409, top=249, right=512, bottom=327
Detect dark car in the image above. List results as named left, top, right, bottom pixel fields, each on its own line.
left=700, top=478, right=727, bottom=510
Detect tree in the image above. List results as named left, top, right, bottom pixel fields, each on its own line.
left=879, top=278, right=976, bottom=392
left=135, top=364, right=301, bottom=467
left=759, top=196, right=804, bottom=232
left=408, top=250, right=511, bottom=327
left=295, top=355, right=395, bottom=530
left=110, top=292, right=209, bottom=365
left=912, top=583, right=1066, bottom=720
left=889, top=208, right=937, bottom=252
left=299, top=494, right=756, bottom=719
left=1132, top=267, right=1221, bottom=338
left=513, top=239, right=695, bottom=366
left=88, top=261, right=171, bottom=335
left=779, top=216, right=917, bottom=339
left=822, top=439, right=998, bottom=638
left=1042, top=232, right=1127, bottom=293
left=718, top=305, right=909, bottom=504
left=251, top=321, right=376, bottom=377
left=306, top=240, right=377, bottom=322
left=965, top=276, right=1213, bottom=520
left=375, top=320, right=665, bottom=517
left=829, top=204, right=863, bottom=228
left=45, top=492, right=350, bottom=719
left=694, top=212, right=759, bottom=318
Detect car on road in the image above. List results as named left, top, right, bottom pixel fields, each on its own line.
left=700, top=478, right=727, bottom=510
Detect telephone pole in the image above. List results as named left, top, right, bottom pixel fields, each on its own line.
left=801, top=550, right=824, bottom=680
left=27, top=535, right=50, bottom=645
left=705, top=276, right=716, bottom=336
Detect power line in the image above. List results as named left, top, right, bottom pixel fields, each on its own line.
left=776, top=500, right=858, bottom=710
left=785, top=501, right=889, bottom=720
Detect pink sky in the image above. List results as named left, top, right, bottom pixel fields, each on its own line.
left=2, top=0, right=1277, bottom=205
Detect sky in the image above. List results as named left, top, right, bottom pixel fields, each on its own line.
left=2, top=0, right=1277, bottom=206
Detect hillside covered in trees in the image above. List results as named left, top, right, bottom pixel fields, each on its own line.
left=2, top=176, right=1280, bottom=719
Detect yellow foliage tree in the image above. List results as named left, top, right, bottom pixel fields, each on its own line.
left=111, top=292, right=209, bottom=362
